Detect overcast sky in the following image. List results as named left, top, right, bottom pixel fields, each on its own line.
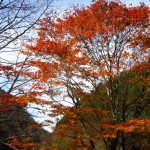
left=52, top=0, right=150, bottom=8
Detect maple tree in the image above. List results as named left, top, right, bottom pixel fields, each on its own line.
left=22, top=0, right=150, bottom=149
left=0, top=0, right=56, bottom=149
left=0, top=0, right=55, bottom=110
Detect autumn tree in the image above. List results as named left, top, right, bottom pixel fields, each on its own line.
left=23, top=0, right=150, bottom=149
left=0, top=0, right=55, bottom=149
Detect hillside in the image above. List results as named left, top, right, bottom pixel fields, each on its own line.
left=0, top=89, right=51, bottom=150
left=49, top=61, right=150, bottom=150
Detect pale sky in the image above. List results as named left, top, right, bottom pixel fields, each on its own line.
left=52, top=0, right=150, bottom=8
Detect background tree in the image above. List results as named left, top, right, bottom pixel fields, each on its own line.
left=0, top=0, right=55, bottom=149
left=23, top=0, right=150, bottom=149
left=0, top=0, right=55, bottom=93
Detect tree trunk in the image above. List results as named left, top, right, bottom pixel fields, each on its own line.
left=104, top=137, right=118, bottom=150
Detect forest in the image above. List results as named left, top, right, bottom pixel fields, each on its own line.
left=0, top=0, right=149, bottom=149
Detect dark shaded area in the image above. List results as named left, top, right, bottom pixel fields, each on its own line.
left=0, top=89, right=51, bottom=149
left=0, top=141, right=17, bottom=150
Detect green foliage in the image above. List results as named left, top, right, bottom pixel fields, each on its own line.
left=50, top=62, right=150, bottom=149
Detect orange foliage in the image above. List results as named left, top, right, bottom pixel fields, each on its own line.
left=8, top=137, right=37, bottom=150
left=21, top=0, right=150, bottom=149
